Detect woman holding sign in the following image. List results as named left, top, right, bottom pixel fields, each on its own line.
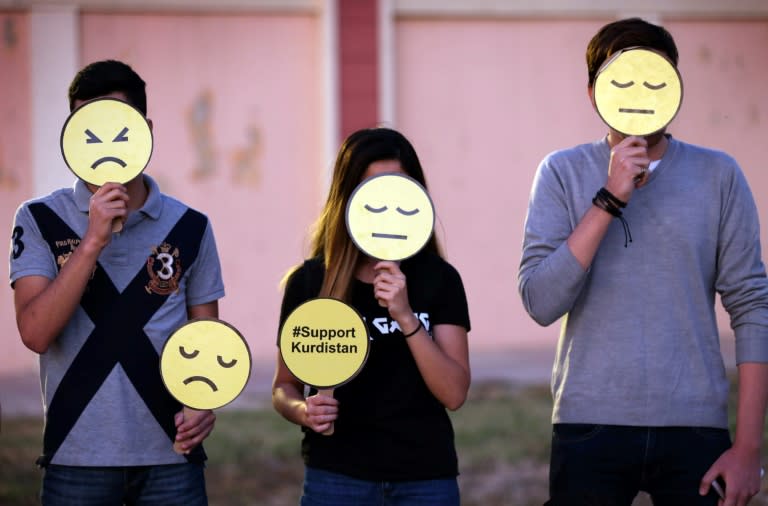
left=272, top=127, right=471, bottom=506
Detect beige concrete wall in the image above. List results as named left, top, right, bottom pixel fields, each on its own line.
left=0, top=12, right=34, bottom=375
left=79, top=11, right=326, bottom=362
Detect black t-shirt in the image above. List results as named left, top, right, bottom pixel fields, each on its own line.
left=278, top=251, right=471, bottom=481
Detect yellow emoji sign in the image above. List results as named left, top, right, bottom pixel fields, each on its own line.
left=346, top=174, right=435, bottom=261
left=60, top=97, right=153, bottom=186
left=160, top=319, right=251, bottom=410
left=279, top=298, right=369, bottom=390
left=594, top=47, right=683, bottom=136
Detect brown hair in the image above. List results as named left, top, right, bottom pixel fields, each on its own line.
left=586, top=18, right=678, bottom=87
left=297, top=127, right=442, bottom=301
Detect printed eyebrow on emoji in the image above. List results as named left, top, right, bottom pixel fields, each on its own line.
left=396, top=207, right=419, bottom=216
left=217, top=356, right=237, bottom=368
left=85, top=129, right=102, bottom=144
left=85, top=127, right=130, bottom=144
left=113, top=127, right=129, bottom=142
left=364, top=204, right=420, bottom=216
left=643, top=81, right=667, bottom=90
left=179, top=346, right=199, bottom=359
left=364, top=204, right=387, bottom=213
left=610, top=80, right=634, bottom=88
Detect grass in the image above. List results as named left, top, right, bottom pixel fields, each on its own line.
left=0, top=414, right=41, bottom=505
left=1, top=379, right=766, bottom=506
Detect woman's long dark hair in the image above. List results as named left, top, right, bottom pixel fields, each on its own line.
left=307, top=127, right=442, bottom=301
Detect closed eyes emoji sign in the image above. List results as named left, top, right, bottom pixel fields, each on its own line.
left=160, top=319, right=251, bottom=410
left=346, top=173, right=435, bottom=261
left=60, top=97, right=153, bottom=186
left=594, top=47, right=683, bottom=136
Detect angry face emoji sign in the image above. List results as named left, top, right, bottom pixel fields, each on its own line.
left=60, top=97, right=153, bottom=186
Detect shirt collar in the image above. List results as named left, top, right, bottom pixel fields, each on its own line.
left=140, top=175, right=163, bottom=220
left=73, top=178, right=92, bottom=213
left=72, top=174, right=163, bottom=220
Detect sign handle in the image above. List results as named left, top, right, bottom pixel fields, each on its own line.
left=172, top=405, right=197, bottom=454
left=317, top=388, right=335, bottom=436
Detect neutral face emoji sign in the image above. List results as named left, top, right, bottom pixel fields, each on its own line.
left=593, top=47, right=683, bottom=136
left=346, top=173, right=435, bottom=261
left=60, top=97, right=153, bottom=186
left=160, top=319, right=251, bottom=410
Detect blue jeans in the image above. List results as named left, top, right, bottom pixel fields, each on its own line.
left=300, top=467, right=460, bottom=506
left=546, top=424, right=732, bottom=506
left=41, top=463, right=207, bottom=506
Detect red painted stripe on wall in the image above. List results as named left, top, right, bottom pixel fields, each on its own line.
left=338, top=0, right=378, bottom=138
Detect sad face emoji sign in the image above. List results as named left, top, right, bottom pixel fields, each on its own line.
left=160, top=319, right=251, bottom=410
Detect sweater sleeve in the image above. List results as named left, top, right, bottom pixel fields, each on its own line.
left=517, top=154, right=590, bottom=327
left=715, top=159, right=768, bottom=364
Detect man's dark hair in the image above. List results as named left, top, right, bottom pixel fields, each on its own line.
left=68, top=60, right=147, bottom=115
left=586, top=18, right=679, bottom=88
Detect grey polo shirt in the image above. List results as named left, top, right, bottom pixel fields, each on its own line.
left=9, top=175, right=225, bottom=466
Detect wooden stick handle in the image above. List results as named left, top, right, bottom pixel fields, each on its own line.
left=173, top=406, right=196, bottom=455
left=317, top=388, right=335, bottom=436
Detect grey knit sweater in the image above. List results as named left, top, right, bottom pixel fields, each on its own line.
left=518, top=136, right=768, bottom=428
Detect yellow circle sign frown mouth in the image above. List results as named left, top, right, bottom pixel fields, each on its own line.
left=160, top=319, right=252, bottom=410
left=60, top=97, right=153, bottom=186
left=594, top=47, right=683, bottom=136
left=345, top=173, right=435, bottom=261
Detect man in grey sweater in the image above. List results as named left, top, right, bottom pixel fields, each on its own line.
left=518, top=18, right=768, bottom=506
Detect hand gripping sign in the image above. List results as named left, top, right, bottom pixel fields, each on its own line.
left=160, top=318, right=252, bottom=454
left=278, top=298, right=370, bottom=436
left=60, top=97, right=153, bottom=231
left=345, top=173, right=435, bottom=262
left=593, top=47, right=683, bottom=137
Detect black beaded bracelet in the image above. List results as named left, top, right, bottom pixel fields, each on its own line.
left=597, top=187, right=627, bottom=209
left=402, top=321, right=423, bottom=338
left=592, top=195, right=621, bottom=217
left=593, top=187, right=633, bottom=247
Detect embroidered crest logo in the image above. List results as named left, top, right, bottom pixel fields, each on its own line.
left=53, top=238, right=81, bottom=270
left=57, top=250, right=73, bottom=270
left=146, top=242, right=181, bottom=295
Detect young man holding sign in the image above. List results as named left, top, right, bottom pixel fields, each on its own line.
left=518, top=18, right=768, bottom=506
left=272, top=127, right=471, bottom=505
left=9, top=60, right=224, bottom=504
